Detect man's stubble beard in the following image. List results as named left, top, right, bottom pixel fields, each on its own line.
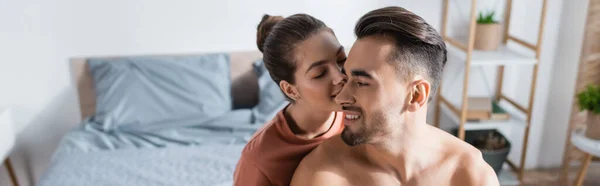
left=341, top=108, right=389, bottom=146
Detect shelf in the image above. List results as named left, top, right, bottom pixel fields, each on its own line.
left=439, top=98, right=527, bottom=131
left=445, top=42, right=537, bottom=66
left=438, top=0, right=548, bottom=182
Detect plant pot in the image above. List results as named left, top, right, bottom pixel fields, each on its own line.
left=451, top=129, right=511, bottom=173
left=474, top=23, right=501, bottom=51
left=586, top=114, right=600, bottom=140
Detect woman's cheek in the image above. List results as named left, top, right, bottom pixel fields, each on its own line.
left=305, top=81, right=331, bottom=102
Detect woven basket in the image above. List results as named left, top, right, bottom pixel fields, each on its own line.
left=586, top=114, right=600, bottom=140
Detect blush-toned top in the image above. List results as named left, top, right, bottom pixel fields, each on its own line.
left=233, top=110, right=344, bottom=186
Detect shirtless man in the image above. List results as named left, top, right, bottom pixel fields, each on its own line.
left=290, top=6, right=499, bottom=186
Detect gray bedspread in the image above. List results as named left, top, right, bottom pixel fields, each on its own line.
left=37, top=109, right=268, bottom=186
left=38, top=143, right=245, bottom=186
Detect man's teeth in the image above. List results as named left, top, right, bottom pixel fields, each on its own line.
left=345, top=114, right=360, bottom=120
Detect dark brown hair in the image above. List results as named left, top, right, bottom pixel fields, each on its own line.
left=256, top=14, right=331, bottom=101
left=256, top=15, right=284, bottom=53
left=355, top=6, right=447, bottom=99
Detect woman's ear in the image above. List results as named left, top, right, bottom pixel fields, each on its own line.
left=407, top=79, right=430, bottom=112
left=280, top=80, right=300, bottom=101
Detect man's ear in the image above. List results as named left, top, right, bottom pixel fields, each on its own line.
left=407, top=79, right=430, bottom=112
left=280, top=80, right=300, bottom=101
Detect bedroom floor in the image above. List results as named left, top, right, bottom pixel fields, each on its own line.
left=521, top=163, right=600, bottom=186
left=1, top=162, right=599, bottom=186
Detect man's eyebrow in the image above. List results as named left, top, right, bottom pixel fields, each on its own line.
left=351, top=70, right=373, bottom=79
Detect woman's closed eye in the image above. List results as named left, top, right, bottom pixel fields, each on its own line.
left=314, top=70, right=327, bottom=79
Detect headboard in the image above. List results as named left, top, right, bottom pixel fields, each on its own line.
left=71, top=51, right=263, bottom=120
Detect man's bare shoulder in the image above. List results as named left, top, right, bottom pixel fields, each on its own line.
left=449, top=148, right=500, bottom=186
left=303, top=134, right=348, bottom=164
left=290, top=135, right=351, bottom=186
left=431, top=127, right=500, bottom=186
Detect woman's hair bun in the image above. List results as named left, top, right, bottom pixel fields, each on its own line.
left=257, top=14, right=284, bottom=52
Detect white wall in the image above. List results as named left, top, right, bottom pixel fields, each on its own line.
left=538, top=0, right=589, bottom=168
left=0, top=0, right=570, bottom=185
left=504, top=0, right=566, bottom=169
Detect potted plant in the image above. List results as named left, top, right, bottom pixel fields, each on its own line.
left=577, top=84, right=600, bottom=140
left=452, top=129, right=511, bottom=173
left=474, top=10, right=501, bottom=51
left=471, top=130, right=511, bottom=173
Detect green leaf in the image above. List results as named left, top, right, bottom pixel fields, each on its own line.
left=477, top=10, right=498, bottom=24
left=577, top=84, right=600, bottom=115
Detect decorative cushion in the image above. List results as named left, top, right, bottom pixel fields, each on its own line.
left=231, top=68, right=259, bottom=109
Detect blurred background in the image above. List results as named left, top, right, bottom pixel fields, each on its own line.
left=0, top=0, right=596, bottom=185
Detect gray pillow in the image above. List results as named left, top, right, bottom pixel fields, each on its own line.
left=88, top=54, right=232, bottom=129
left=251, top=59, right=289, bottom=124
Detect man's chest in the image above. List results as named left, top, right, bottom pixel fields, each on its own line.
left=341, top=166, right=458, bottom=186
left=340, top=166, right=401, bottom=186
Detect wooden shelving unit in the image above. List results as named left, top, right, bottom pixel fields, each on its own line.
left=432, top=0, right=548, bottom=185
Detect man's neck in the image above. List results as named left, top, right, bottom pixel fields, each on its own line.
left=284, top=104, right=335, bottom=139
left=364, top=118, right=440, bottom=183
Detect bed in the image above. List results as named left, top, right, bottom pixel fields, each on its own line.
left=37, top=51, right=288, bottom=186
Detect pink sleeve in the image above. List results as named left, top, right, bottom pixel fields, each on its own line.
left=233, top=156, right=271, bottom=186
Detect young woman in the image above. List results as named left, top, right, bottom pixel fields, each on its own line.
left=233, top=14, right=347, bottom=185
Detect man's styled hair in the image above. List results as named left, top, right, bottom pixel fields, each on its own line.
left=355, top=6, right=447, bottom=100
